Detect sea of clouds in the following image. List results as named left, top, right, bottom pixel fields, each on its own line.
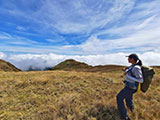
left=0, top=52, right=159, bottom=71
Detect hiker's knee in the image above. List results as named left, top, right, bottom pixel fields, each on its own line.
left=116, top=93, right=121, bottom=102
left=116, top=92, right=124, bottom=102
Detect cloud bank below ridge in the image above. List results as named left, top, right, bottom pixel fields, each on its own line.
left=0, top=52, right=159, bottom=71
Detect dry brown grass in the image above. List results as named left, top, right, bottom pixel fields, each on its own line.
left=0, top=59, right=21, bottom=72
left=0, top=67, right=159, bottom=120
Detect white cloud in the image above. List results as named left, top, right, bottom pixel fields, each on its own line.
left=0, top=52, right=7, bottom=59
left=47, top=0, right=135, bottom=34
left=136, top=15, right=156, bottom=30
left=79, top=28, right=160, bottom=54
left=0, top=0, right=160, bottom=57
left=0, top=32, right=38, bottom=45
left=1, top=21, right=160, bottom=55
left=0, top=0, right=136, bottom=34
left=141, top=52, right=160, bottom=66
left=0, top=52, right=159, bottom=71
left=16, top=26, right=27, bottom=31
left=79, top=9, right=160, bottom=54
left=79, top=36, right=109, bottom=54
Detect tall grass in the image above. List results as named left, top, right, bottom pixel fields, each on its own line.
left=0, top=68, right=159, bottom=120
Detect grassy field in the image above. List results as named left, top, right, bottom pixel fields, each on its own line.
left=0, top=68, right=159, bottom=120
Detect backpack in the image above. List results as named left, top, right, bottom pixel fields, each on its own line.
left=141, top=66, right=155, bottom=93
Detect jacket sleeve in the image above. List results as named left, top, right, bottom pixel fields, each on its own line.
left=126, top=66, right=144, bottom=83
left=125, top=74, right=143, bottom=83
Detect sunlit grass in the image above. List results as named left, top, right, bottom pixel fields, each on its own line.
left=0, top=68, right=159, bottom=120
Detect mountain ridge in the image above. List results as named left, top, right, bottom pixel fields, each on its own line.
left=0, top=59, right=21, bottom=72
left=51, top=59, right=125, bottom=72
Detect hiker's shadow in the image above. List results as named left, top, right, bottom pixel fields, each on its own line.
left=88, top=104, right=121, bottom=120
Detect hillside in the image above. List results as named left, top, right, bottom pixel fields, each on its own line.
left=51, top=59, right=92, bottom=71
left=51, top=59, right=125, bottom=72
left=89, top=65, right=125, bottom=72
left=0, top=68, right=159, bottom=120
left=0, top=59, right=21, bottom=72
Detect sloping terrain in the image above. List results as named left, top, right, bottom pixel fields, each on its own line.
left=51, top=59, right=125, bottom=72
left=89, top=65, right=125, bottom=72
left=0, top=59, right=21, bottom=72
left=0, top=67, right=159, bottom=120
left=51, top=59, right=92, bottom=71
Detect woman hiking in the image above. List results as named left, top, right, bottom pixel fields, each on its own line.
left=116, top=54, right=143, bottom=120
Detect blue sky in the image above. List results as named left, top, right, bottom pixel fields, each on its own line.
left=0, top=0, right=160, bottom=70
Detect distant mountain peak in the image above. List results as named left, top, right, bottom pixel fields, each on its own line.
left=51, top=59, right=125, bottom=72
left=51, top=59, right=92, bottom=71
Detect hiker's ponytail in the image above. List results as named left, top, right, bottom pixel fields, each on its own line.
left=136, top=59, right=142, bottom=66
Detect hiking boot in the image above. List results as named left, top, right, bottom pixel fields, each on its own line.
left=130, top=108, right=134, bottom=112
left=124, top=116, right=131, bottom=120
left=120, top=116, right=131, bottom=120
left=127, top=106, right=134, bottom=112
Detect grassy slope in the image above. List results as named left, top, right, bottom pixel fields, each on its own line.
left=0, top=59, right=21, bottom=72
left=51, top=59, right=92, bottom=72
left=51, top=59, right=125, bottom=73
left=0, top=68, right=159, bottom=120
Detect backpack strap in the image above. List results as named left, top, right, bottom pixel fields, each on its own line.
left=127, top=65, right=136, bottom=77
left=127, top=65, right=139, bottom=90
